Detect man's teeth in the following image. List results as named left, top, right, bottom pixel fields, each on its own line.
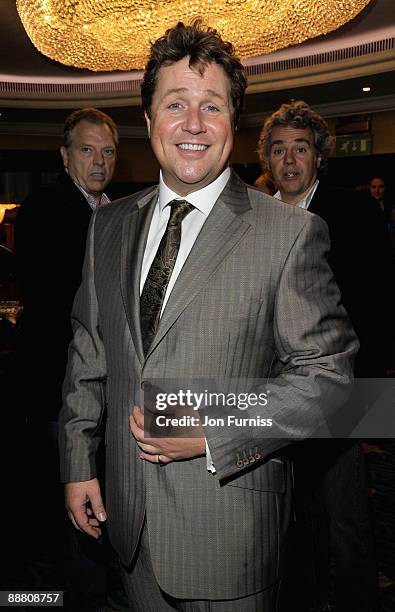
left=285, top=172, right=297, bottom=177
left=177, top=143, right=208, bottom=151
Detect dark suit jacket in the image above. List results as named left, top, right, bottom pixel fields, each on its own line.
left=59, top=171, right=357, bottom=599
left=309, top=181, right=393, bottom=377
left=15, top=172, right=93, bottom=419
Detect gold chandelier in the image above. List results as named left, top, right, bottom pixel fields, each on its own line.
left=16, top=0, right=372, bottom=71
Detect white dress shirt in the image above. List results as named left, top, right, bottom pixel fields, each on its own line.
left=273, top=179, right=319, bottom=210
left=73, top=181, right=110, bottom=210
left=140, top=167, right=231, bottom=472
left=140, top=167, right=231, bottom=309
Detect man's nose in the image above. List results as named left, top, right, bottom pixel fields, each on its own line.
left=93, top=150, right=105, bottom=165
left=284, top=148, right=296, bottom=164
left=182, top=107, right=206, bottom=134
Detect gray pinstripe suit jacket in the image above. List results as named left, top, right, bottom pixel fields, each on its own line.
left=59, top=170, right=358, bottom=600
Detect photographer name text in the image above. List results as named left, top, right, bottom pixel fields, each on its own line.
left=155, top=415, right=273, bottom=427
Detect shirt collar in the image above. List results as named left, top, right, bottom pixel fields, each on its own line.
left=274, top=179, right=319, bottom=210
left=73, top=180, right=110, bottom=209
left=158, top=167, right=231, bottom=216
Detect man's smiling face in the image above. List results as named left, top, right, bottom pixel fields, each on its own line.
left=145, top=56, right=234, bottom=196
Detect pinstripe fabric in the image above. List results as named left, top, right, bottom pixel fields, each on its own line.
left=121, top=523, right=281, bottom=611
left=59, top=171, right=358, bottom=601
left=121, top=524, right=177, bottom=611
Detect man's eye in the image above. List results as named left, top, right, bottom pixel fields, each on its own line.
left=80, top=146, right=92, bottom=154
left=205, top=105, right=219, bottom=112
left=103, top=148, right=115, bottom=157
left=168, top=102, right=181, bottom=110
left=296, top=147, right=307, bottom=154
left=272, top=148, right=284, bottom=157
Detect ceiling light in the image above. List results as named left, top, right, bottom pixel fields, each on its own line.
left=16, top=0, right=373, bottom=71
left=362, top=86, right=371, bottom=92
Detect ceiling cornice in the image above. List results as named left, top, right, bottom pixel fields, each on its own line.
left=1, top=36, right=394, bottom=108
left=247, top=40, right=395, bottom=93
left=241, top=93, right=395, bottom=127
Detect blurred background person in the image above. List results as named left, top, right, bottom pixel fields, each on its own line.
left=16, top=107, right=118, bottom=424
left=368, top=175, right=395, bottom=259
left=14, top=107, right=126, bottom=611
left=369, top=176, right=389, bottom=216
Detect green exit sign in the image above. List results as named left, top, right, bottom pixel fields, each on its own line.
left=335, top=133, right=372, bottom=157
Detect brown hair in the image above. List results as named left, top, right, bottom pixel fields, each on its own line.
left=141, top=19, right=247, bottom=130
left=63, top=107, right=119, bottom=148
left=257, top=100, right=333, bottom=176
left=254, top=173, right=276, bottom=196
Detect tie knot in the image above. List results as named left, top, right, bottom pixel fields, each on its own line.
left=168, top=199, right=194, bottom=227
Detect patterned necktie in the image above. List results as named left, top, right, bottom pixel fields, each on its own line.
left=140, top=199, right=194, bottom=355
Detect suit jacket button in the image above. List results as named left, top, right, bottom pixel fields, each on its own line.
left=255, top=452, right=262, bottom=460
left=249, top=455, right=256, bottom=464
left=236, top=460, right=243, bottom=468
left=243, top=458, right=250, bottom=466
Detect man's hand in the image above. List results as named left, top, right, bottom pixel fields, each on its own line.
left=129, top=405, right=205, bottom=465
left=65, top=478, right=106, bottom=539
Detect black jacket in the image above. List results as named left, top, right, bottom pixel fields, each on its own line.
left=15, top=172, right=94, bottom=418
left=309, top=182, right=393, bottom=377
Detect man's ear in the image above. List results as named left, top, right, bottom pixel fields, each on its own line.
left=144, top=112, right=151, bottom=138
left=316, top=156, right=322, bottom=168
left=60, top=146, right=69, bottom=170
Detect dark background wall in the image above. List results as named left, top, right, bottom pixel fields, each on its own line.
left=1, top=149, right=395, bottom=203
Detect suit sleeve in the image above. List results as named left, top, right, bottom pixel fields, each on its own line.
left=58, top=213, right=107, bottom=483
left=203, top=213, right=359, bottom=481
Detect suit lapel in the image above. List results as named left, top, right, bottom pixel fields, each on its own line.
left=146, top=171, right=252, bottom=358
left=120, top=188, right=158, bottom=365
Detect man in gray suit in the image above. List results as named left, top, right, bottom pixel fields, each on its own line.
left=59, top=20, right=358, bottom=611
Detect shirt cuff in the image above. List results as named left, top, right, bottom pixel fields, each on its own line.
left=205, top=438, right=216, bottom=473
